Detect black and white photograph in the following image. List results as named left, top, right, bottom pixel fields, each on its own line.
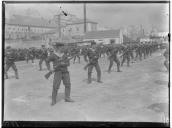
left=2, top=0, right=170, bottom=125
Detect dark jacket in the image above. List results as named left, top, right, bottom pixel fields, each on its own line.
left=87, top=48, right=99, bottom=65
left=5, top=49, right=17, bottom=64
left=47, top=53, right=70, bottom=72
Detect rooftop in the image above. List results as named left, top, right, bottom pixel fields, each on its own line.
left=84, top=29, right=121, bottom=39
left=67, top=19, right=97, bottom=25
left=6, top=15, right=57, bottom=28
left=5, top=14, right=97, bottom=28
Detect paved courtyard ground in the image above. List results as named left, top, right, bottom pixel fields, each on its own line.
left=4, top=50, right=169, bottom=122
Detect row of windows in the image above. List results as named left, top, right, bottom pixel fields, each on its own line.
left=6, top=27, right=52, bottom=33
left=6, top=27, right=27, bottom=32
left=62, top=26, right=80, bottom=33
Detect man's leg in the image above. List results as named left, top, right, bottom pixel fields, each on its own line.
left=139, top=51, right=142, bottom=61
left=88, top=65, right=94, bottom=84
left=108, top=57, right=113, bottom=73
left=114, top=58, right=121, bottom=72
left=130, top=52, right=134, bottom=63
left=31, top=57, right=34, bottom=63
left=135, top=52, right=138, bottom=61
left=73, top=56, right=76, bottom=64
left=84, top=55, right=88, bottom=62
left=39, top=59, right=43, bottom=71
left=127, top=55, right=130, bottom=67
left=11, top=63, right=19, bottom=79
left=26, top=56, right=29, bottom=63
left=45, top=59, right=50, bottom=70
left=144, top=50, right=146, bottom=59
left=164, top=60, right=169, bottom=71
left=95, top=63, right=102, bottom=83
left=51, top=72, right=62, bottom=106
left=121, top=56, right=126, bottom=66
left=63, top=72, right=74, bottom=102
left=5, top=64, right=11, bottom=79
left=77, top=55, right=80, bottom=63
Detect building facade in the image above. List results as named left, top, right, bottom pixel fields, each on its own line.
left=83, top=29, right=123, bottom=45
left=5, top=15, right=57, bottom=40
left=5, top=15, right=98, bottom=43
left=61, top=20, right=97, bottom=36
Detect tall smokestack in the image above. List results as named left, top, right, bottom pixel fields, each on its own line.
left=84, top=3, right=86, bottom=33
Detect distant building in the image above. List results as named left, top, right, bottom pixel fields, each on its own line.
left=83, top=29, right=123, bottom=44
left=140, top=36, right=151, bottom=43
left=5, top=14, right=98, bottom=43
left=5, top=15, right=57, bottom=40
left=62, top=19, right=98, bottom=36
left=150, top=31, right=169, bottom=44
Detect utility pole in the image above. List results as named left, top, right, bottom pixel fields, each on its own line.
left=58, top=14, right=61, bottom=38
left=84, top=3, right=87, bottom=33
left=140, top=24, right=143, bottom=37
left=56, top=7, right=68, bottom=39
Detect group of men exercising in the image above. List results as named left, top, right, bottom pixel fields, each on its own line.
left=4, top=41, right=168, bottom=106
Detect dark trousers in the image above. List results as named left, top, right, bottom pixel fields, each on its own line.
left=52, top=71, right=71, bottom=104
left=39, top=58, right=49, bottom=70
left=130, top=52, right=134, bottom=61
left=108, top=57, right=120, bottom=72
left=164, top=60, right=169, bottom=71
left=135, top=51, right=142, bottom=61
left=88, top=63, right=101, bottom=83
left=5, top=63, right=19, bottom=79
left=121, top=55, right=130, bottom=66
left=73, top=55, right=80, bottom=63
left=83, top=55, right=88, bottom=62
left=143, top=50, right=147, bottom=59
left=26, top=56, right=34, bottom=63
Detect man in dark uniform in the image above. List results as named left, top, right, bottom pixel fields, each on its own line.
left=72, top=47, right=81, bottom=64
left=39, top=45, right=49, bottom=71
left=135, top=43, right=142, bottom=61
left=47, top=43, right=74, bottom=106
left=121, top=44, right=131, bottom=67
left=142, top=44, right=147, bottom=59
left=25, top=48, right=35, bottom=63
left=84, top=42, right=102, bottom=84
left=5, top=46, right=19, bottom=79
left=129, top=44, right=135, bottom=63
left=81, top=46, right=89, bottom=63
left=107, top=45, right=121, bottom=73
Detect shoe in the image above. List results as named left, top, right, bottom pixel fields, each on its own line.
left=117, top=70, right=122, bottom=72
left=16, top=77, right=19, bottom=79
left=65, top=98, right=74, bottom=102
left=108, top=70, right=111, bottom=73
left=51, top=102, right=56, bottom=106
left=97, top=80, right=103, bottom=83
left=87, top=81, right=91, bottom=84
left=51, top=100, right=56, bottom=106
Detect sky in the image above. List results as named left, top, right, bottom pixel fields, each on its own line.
left=5, top=2, right=169, bottom=32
